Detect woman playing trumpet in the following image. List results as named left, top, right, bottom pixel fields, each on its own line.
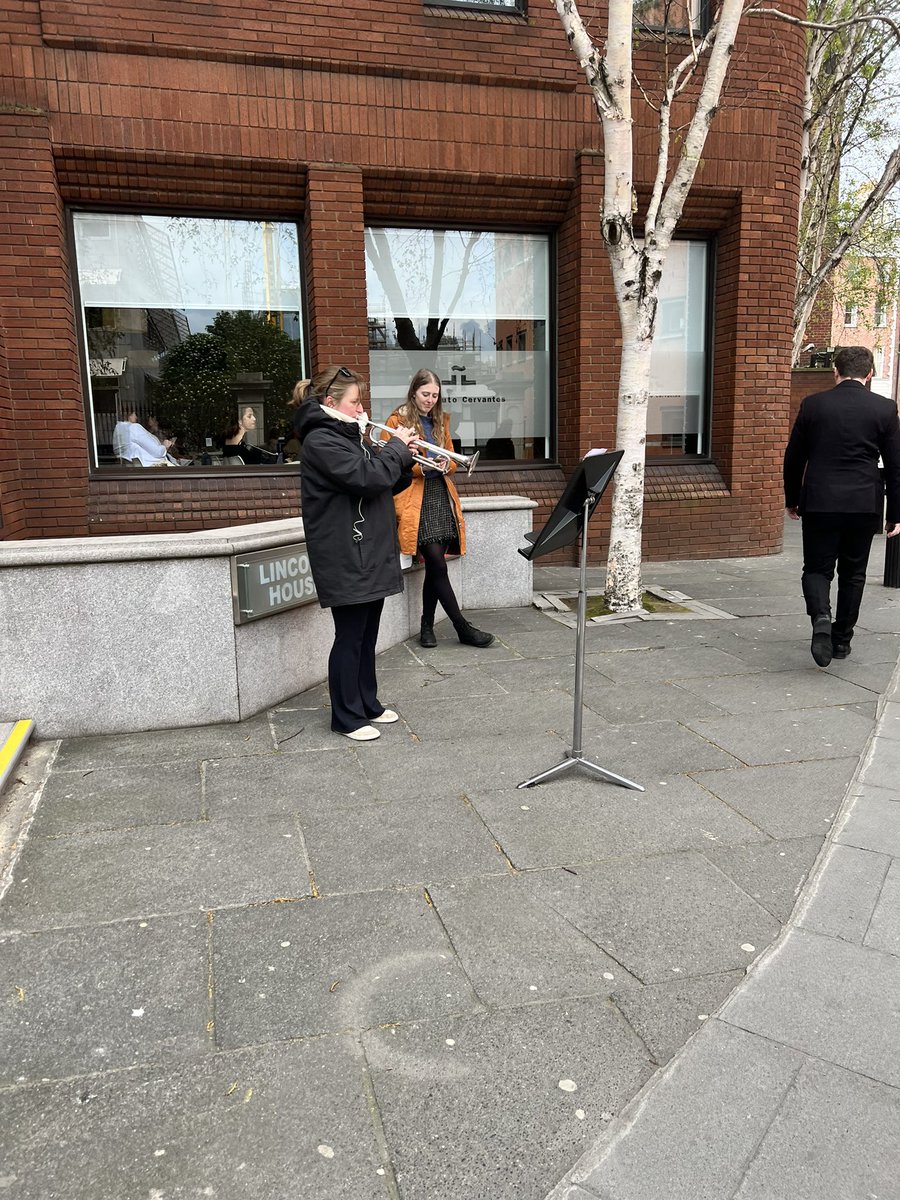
left=290, top=366, right=417, bottom=742
left=385, top=369, right=494, bottom=649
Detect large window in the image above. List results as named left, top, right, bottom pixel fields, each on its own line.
left=72, top=214, right=305, bottom=470
left=365, top=228, right=550, bottom=462
left=646, top=240, right=711, bottom=459
left=635, top=0, right=711, bottom=35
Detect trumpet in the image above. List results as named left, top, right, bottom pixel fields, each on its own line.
left=365, top=420, right=480, bottom=476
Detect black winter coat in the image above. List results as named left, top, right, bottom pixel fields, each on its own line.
left=295, top=400, right=413, bottom=608
left=784, top=379, right=900, bottom=522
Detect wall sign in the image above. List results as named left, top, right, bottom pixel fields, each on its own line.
left=231, top=542, right=317, bottom=623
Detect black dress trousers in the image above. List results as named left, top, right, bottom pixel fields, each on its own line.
left=328, top=598, right=386, bottom=732
left=800, top=512, right=881, bottom=641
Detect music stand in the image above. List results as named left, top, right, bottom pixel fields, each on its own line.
left=517, top=450, right=644, bottom=792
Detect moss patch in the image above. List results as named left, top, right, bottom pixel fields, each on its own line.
left=561, top=592, right=691, bottom=619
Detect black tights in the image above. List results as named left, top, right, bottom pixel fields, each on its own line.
left=420, top=541, right=463, bottom=627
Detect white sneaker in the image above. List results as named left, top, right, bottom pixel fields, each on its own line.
left=341, top=725, right=381, bottom=741
left=371, top=709, right=399, bottom=724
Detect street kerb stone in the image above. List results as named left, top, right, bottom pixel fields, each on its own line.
left=0, top=817, right=313, bottom=932
left=470, top=775, right=767, bottom=871
left=549, top=1020, right=804, bottom=1200
left=610, top=970, right=744, bottom=1066
left=722, top=927, right=900, bottom=1088
left=837, top=787, right=900, bottom=857
left=364, top=998, right=654, bottom=1200
left=0, top=1038, right=388, bottom=1200
left=864, top=858, right=900, bottom=956
left=732, top=1058, right=900, bottom=1200
left=211, top=890, right=482, bottom=1049
left=299, top=793, right=508, bottom=895
left=29, top=759, right=202, bottom=837
left=689, top=758, right=856, bottom=840
left=426, top=874, right=634, bottom=1008
left=521, top=854, right=779, bottom=984
left=0, top=913, right=209, bottom=1084
left=702, top=835, right=825, bottom=923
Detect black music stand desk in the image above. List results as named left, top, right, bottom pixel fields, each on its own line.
left=517, top=450, right=644, bottom=791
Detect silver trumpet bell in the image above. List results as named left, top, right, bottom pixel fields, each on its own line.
left=365, top=420, right=480, bottom=476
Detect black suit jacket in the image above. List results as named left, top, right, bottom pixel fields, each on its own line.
left=783, top=379, right=900, bottom=523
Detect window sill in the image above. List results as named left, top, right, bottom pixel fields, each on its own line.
left=424, top=6, right=527, bottom=21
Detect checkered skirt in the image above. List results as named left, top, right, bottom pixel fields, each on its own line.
left=417, top=472, right=457, bottom=547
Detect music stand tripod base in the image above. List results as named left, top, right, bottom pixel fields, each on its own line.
left=518, top=751, right=643, bottom=790
left=516, top=450, right=644, bottom=793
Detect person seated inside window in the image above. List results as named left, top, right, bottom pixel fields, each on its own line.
left=112, top=411, right=175, bottom=467
left=221, top=405, right=278, bottom=464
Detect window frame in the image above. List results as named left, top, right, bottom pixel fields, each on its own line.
left=424, top=0, right=526, bottom=13
left=643, top=233, right=716, bottom=465
left=635, top=0, right=713, bottom=37
left=363, top=220, right=556, bottom=467
left=68, top=205, right=310, bottom=479
left=843, top=303, right=859, bottom=329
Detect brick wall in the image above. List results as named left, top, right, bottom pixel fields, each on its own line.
left=0, top=319, right=25, bottom=538
left=0, top=0, right=809, bottom=559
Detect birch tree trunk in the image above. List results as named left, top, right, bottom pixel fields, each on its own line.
left=555, top=0, right=745, bottom=611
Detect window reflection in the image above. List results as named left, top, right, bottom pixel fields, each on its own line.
left=365, top=228, right=550, bottom=462
left=74, top=215, right=304, bottom=468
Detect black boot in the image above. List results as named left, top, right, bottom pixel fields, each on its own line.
left=810, top=613, right=833, bottom=667
left=419, top=619, right=437, bottom=648
left=454, top=619, right=494, bottom=648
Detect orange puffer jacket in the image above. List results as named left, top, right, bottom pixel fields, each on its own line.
left=385, top=409, right=466, bottom=557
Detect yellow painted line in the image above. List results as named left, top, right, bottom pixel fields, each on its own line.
left=0, top=720, right=34, bottom=789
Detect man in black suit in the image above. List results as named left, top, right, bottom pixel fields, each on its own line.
left=784, top=345, right=900, bottom=667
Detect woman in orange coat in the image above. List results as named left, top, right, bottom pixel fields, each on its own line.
left=385, top=368, right=494, bottom=648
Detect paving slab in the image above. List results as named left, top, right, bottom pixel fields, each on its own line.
left=522, top=855, right=779, bottom=984
left=426, top=874, right=633, bottom=1007
left=702, top=835, right=824, bottom=922
left=609, top=970, right=743, bottom=1066
left=836, top=787, right=900, bottom=855
left=796, top=843, right=891, bottom=942
left=576, top=677, right=729, bottom=725
left=0, top=1038, right=388, bottom=1200
left=577, top=717, right=745, bottom=777
left=212, top=890, right=481, bottom=1049
left=672, top=668, right=877, bottom=715
left=722, top=927, right=900, bottom=1088
left=553, top=1021, right=804, bottom=1200
left=584, top=644, right=761, bottom=683
left=854, top=732, right=900, bottom=789
left=0, top=913, right=209, bottom=1083
left=203, top=748, right=372, bottom=818
left=0, top=817, right=312, bottom=932
left=684, top=706, right=874, bottom=765
left=300, top=794, right=508, bottom=894
left=470, top=775, right=767, bottom=870
left=365, top=998, right=654, bottom=1200
left=689, top=758, right=856, bottom=839
left=28, top=759, right=203, bottom=836
left=733, top=1058, right=900, bottom=1200
left=863, top=858, right=900, bottom=955
left=52, top=714, right=275, bottom=771
left=401, top=688, right=585, bottom=744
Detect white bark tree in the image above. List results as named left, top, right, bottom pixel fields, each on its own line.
left=554, top=0, right=746, bottom=611
left=761, top=0, right=900, bottom=360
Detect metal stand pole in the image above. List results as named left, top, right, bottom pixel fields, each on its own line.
left=518, top=495, right=644, bottom=791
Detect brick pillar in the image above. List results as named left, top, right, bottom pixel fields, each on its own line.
left=303, top=164, right=370, bottom=381
left=0, top=110, right=88, bottom=537
left=556, top=150, right=619, bottom=560
left=0, top=318, right=25, bottom=538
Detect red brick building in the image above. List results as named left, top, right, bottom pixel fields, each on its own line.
left=0, top=0, right=806, bottom=560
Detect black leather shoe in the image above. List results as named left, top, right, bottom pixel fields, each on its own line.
left=831, top=641, right=851, bottom=660
left=419, top=620, right=437, bottom=648
left=455, top=620, right=494, bottom=648
left=811, top=614, right=833, bottom=667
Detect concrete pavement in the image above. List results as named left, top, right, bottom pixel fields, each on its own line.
left=1, top=519, right=899, bottom=1199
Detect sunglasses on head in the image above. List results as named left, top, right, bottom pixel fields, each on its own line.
left=322, top=366, right=354, bottom=396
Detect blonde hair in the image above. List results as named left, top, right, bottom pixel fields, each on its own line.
left=290, top=366, right=367, bottom=408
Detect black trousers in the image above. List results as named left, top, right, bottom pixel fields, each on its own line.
left=328, top=599, right=386, bottom=733
left=800, top=512, right=880, bottom=643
